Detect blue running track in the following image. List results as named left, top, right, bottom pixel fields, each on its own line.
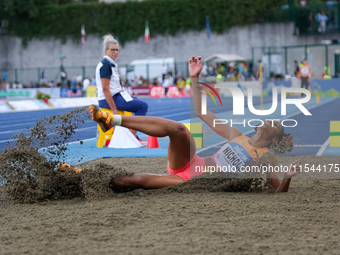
left=0, top=96, right=339, bottom=165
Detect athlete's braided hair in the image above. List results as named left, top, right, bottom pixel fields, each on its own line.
left=269, top=131, right=294, bottom=155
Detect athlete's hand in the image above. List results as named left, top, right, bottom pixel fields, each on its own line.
left=189, top=56, right=202, bottom=78
left=112, top=109, right=119, bottom=115
left=285, top=159, right=301, bottom=178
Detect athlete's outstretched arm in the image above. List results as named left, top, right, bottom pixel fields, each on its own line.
left=189, top=56, right=242, bottom=141
left=265, top=156, right=301, bottom=192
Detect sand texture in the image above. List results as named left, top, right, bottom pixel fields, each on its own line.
left=1, top=156, right=340, bottom=255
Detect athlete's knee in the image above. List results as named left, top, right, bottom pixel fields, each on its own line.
left=135, top=101, right=148, bottom=116
left=172, top=122, right=187, bottom=134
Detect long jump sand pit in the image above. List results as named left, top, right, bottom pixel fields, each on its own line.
left=1, top=155, right=340, bottom=254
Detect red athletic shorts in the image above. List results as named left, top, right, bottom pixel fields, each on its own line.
left=167, top=154, right=206, bottom=181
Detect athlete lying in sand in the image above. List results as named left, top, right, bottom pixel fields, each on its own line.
left=67, top=56, right=300, bottom=193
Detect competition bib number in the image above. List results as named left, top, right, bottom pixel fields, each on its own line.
left=212, top=142, right=253, bottom=172
left=300, top=67, right=310, bottom=75
left=120, top=90, right=133, bottom=102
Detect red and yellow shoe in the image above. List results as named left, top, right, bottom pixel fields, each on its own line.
left=89, top=105, right=114, bottom=132
left=56, top=162, right=82, bottom=175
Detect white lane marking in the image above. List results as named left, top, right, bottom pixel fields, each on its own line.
left=316, top=137, right=330, bottom=156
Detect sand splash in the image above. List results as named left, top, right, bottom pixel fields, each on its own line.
left=0, top=107, right=272, bottom=203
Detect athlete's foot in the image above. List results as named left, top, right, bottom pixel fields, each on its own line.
left=89, top=105, right=114, bottom=132
left=56, top=162, right=82, bottom=175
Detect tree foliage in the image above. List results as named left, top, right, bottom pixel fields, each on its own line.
left=1, top=0, right=287, bottom=45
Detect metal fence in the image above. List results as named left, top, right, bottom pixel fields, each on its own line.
left=0, top=62, right=190, bottom=87
left=252, top=44, right=340, bottom=78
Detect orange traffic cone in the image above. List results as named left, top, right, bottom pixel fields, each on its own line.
left=146, top=136, right=160, bottom=148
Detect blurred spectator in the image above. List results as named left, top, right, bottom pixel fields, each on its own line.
left=48, top=81, right=54, bottom=87
left=270, top=71, right=277, bottom=79
left=175, top=70, right=182, bottom=79
left=294, top=60, right=299, bottom=73
left=71, top=78, right=77, bottom=95
left=284, top=71, right=292, bottom=80
left=219, top=64, right=226, bottom=76
left=185, top=76, right=191, bottom=97
left=168, top=67, right=174, bottom=77
left=247, top=61, right=254, bottom=78
left=227, top=63, right=235, bottom=79
left=162, top=75, right=171, bottom=95
left=60, top=71, right=67, bottom=87
left=319, top=12, right=328, bottom=32
left=91, top=76, right=96, bottom=86
left=29, top=81, right=38, bottom=88
left=76, top=74, right=83, bottom=85
left=131, top=76, right=138, bottom=87
left=157, top=75, right=163, bottom=85
left=299, top=59, right=311, bottom=97
left=40, top=69, right=47, bottom=85
left=216, top=71, right=223, bottom=84
left=323, top=73, right=332, bottom=79
left=2, top=71, right=7, bottom=82
left=208, top=63, right=215, bottom=75
left=256, top=60, right=264, bottom=79
left=316, top=11, right=321, bottom=31
left=82, top=76, right=91, bottom=96
left=168, top=75, right=174, bottom=85
left=67, top=79, right=71, bottom=89
left=17, top=82, right=23, bottom=89
left=308, top=12, right=314, bottom=32
left=137, top=76, right=148, bottom=87
left=238, top=62, right=245, bottom=76
left=201, top=63, right=208, bottom=77
left=162, top=64, right=167, bottom=81
left=322, top=66, right=332, bottom=79
left=137, top=76, right=143, bottom=86
left=237, top=71, right=245, bottom=81
left=176, top=76, right=185, bottom=95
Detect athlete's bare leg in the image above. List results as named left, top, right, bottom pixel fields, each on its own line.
left=109, top=115, right=197, bottom=190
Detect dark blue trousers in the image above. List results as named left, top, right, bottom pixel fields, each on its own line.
left=98, top=93, right=148, bottom=116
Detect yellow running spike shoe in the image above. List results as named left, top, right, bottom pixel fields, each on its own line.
left=89, top=105, right=114, bottom=132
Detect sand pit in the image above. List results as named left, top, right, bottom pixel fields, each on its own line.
left=1, top=108, right=340, bottom=254
left=1, top=156, right=340, bottom=254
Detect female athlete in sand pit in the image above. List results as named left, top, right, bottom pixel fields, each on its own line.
left=88, top=56, right=301, bottom=192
